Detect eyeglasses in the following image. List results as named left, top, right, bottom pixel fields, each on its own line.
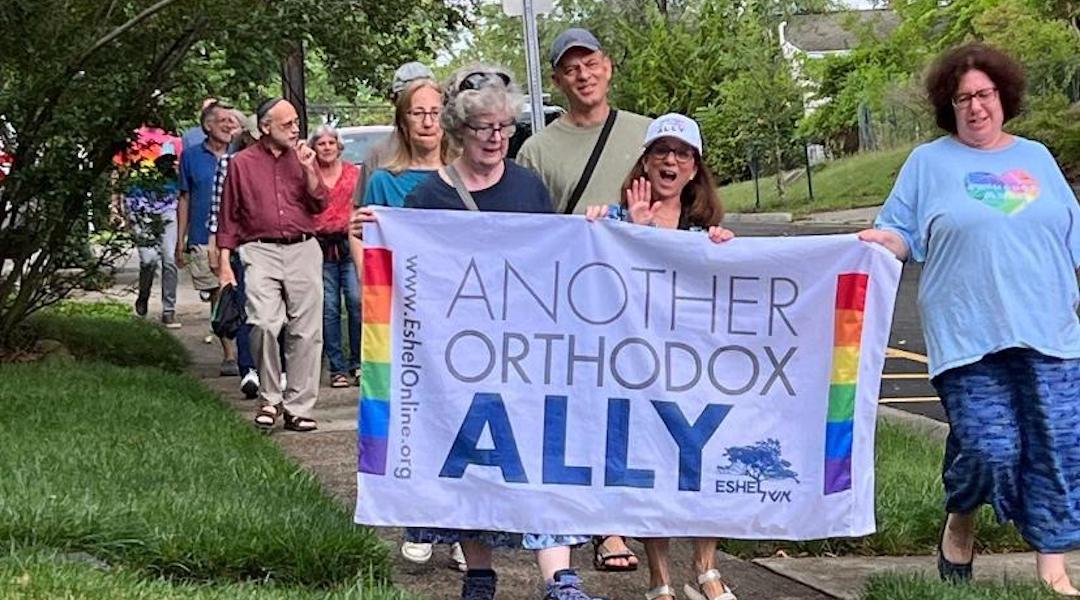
left=405, top=109, right=441, bottom=123
left=952, top=87, right=998, bottom=109
left=465, top=119, right=517, bottom=140
left=647, top=143, right=695, bottom=164
left=459, top=71, right=511, bottom=92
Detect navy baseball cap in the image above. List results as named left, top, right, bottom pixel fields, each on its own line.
left=550, top=28, right=602, bottom=67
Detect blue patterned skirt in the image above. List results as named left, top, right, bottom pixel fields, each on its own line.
left=404, top=528, right=591, bottom=551
left=933, top=348, right=1080, bottom=552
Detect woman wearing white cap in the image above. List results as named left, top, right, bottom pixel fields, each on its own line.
left=587, top=113, right=736, bottom=600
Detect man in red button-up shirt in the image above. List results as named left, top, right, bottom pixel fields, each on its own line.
left=217, top=98, right=328, bottom=432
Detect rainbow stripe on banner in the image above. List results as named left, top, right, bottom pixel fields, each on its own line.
left=824, top=272, right=869, bottom=495
left=359, top=248, right=393, bottom=475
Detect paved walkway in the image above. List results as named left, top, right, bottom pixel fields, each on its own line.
left=103, top=252, right=1079, bottom=600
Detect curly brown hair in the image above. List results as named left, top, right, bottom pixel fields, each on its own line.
left=619, top=147, right=724, bottom=228
left=925, top=43, right=1026, bottom=134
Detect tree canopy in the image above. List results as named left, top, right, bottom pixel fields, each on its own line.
left=0, top=0, right=468, bottom=347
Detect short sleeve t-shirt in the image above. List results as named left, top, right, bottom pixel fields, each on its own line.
left=875, top=135, right=1080, bottom=377
left=516, top=110, right=652, bottom=214
left=404, top=160, right=553, bottom=214
left=363, top=168, right=436, bottom=208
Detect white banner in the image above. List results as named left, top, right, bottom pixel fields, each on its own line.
left=355, top=208, right=900, bottom=540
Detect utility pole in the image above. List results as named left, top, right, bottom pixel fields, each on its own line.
left=503, top=0, right=553, bottom=133
left=282, top=39, right=308, bottom=139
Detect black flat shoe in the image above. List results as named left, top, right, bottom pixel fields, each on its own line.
left=937, top=519, right=973, bottom=583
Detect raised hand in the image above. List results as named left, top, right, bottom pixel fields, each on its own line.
left=296, top=141, right=316, bottom=169
left=625, top=177, right=655, bottom=225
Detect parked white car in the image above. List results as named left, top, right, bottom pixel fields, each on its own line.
left=338, top=125, right=393, bottom=166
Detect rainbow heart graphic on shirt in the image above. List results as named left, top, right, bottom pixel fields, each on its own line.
left=964, top=170, right=1040, bottom=215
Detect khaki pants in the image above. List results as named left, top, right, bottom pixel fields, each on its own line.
left=239, top=238, right=323, bottom=418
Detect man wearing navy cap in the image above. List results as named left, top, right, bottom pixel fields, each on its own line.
left=517, top=27, right=652, bottom=215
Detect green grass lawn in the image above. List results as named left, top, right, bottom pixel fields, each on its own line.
left=0, top=304, right=397, bottom=598
left=0, top=550, right=411, bottom=600
left=720, top=145, right=915, bottom=216
left=720, top=420, right=1025, bottom=558
left=0, top=361, right=388, bottom=587
left=862, top=573, right=1060, bottom=599
left=25, top=300, right=189, bottom=372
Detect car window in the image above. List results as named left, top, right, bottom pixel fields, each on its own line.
left=341, top=131, right=392, bottom=165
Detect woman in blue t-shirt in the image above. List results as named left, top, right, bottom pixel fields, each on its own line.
left=349, top=70, right=455, bottom=281
left=349, top=66, right=463, bottom=569
left=860, top=43, right=1080, bottom=595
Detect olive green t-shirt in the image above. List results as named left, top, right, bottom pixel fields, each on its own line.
left=516, top=110, right=652, bottom=214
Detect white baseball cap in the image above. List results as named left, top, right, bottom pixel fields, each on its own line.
left=643, top=113, right=703, bottom=156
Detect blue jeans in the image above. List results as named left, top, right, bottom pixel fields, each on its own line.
left=322, top=253, right=360, bottom=376
left=230, top=253, right=255, bottom=373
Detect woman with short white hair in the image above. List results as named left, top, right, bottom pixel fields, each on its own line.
left=353, top=64, right=603, bottom=600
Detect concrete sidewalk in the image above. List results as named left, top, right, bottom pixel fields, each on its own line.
left=101, top=253, right=1078, bottom=600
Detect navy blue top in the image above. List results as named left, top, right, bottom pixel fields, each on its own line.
left=404, top=160, right=553, bottom=214
left=178, top=141, right=222, bottom=246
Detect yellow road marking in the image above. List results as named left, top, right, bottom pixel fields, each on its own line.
left=882, top=372, right=929, bottom=380
left=879, top=396, right=939, bottom=404
left=886, top=347, right=929, bottom=364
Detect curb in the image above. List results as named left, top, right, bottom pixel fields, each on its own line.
left=724, top=212, right=793, bottom=224
left=877, top=404, right=948, bottom=441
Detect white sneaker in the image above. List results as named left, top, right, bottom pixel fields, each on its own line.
left=400, top=541, right=433, bottom=564
left=450, top=541, right=467, bottom=572
left=240, top=369, right=259, bottom=399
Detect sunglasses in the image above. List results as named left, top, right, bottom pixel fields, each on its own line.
left=459, top=71, right=511, bottom=92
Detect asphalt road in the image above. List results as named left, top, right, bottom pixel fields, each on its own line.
left=730, top=221, right=946, bottom=423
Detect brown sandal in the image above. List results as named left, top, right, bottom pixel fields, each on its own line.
left=283, top=412, right=317, bottom=432
left=330, top=373, right=350, bottom=388
left=254, top=403, right=281, bottom=430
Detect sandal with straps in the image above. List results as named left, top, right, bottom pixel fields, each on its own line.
left=682, top=570, right=737, bottom=600
left=645, top=585, right=676, bottom=600
left=254, top=403, right=281, bottom=430
left=592, top=536, right=639, bottom=571
left=283, top=412, right=318, bottom=432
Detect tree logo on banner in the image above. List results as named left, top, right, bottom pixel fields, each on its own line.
left=714, top=439, right=800, bottom=504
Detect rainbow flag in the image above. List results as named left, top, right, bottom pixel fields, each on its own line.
left=359, top=248, right=393, bottom=475
left=824, top=272, right=869, bottom=495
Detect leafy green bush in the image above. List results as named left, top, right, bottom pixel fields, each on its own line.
left=1011, top=93, right=1080, bottom=180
